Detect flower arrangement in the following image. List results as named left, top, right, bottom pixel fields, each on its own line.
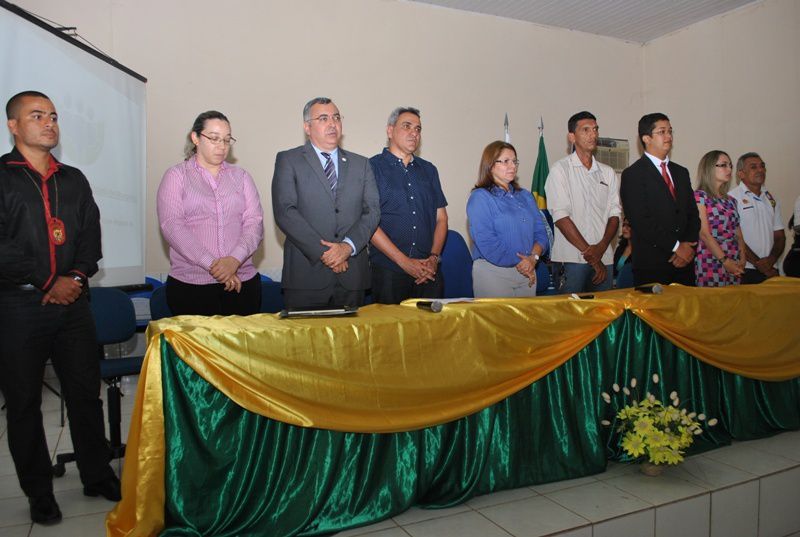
left=601, top=373, right=717, bottom=467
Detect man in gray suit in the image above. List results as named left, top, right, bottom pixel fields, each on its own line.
left=272, top=97, right=380, bottom=308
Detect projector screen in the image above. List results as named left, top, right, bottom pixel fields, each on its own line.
left=0, top=1, right=147, bottom=287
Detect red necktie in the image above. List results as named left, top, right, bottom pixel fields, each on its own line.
left=660, top=162, right=676, bottom=199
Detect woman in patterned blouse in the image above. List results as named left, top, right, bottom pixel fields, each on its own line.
left=693, top=150, right=746, bottom=286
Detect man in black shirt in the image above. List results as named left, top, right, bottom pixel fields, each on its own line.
left=0, top=90, right=120, bottom=525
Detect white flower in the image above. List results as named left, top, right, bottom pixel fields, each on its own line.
left=708, top=418, right=718, bottom=426
left=602, top=392, right=611, bottom=404
left=688, top=412, right=697, bottom=419
left=652, top=373, right=660, bottom=384
left=601, top=419, right=611, bottom=426
left=623, top=387, right=631, bottom=396
left=698, top=414, right=706, bottom=421
left=630, top=378, right=637, bottom=388
left=648, top=394, right=656, bottom=403
left=669, top=391, right=678, bottom=400
left=612, top=383, right=620, bottom=393
left=681, top=408, right=687, bottom=416
left=693, top=428, right=703, bottom=435
left=672, top=399, right=679, bottom=407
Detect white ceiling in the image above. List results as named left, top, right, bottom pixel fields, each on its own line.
left=405, top=0, right=758, bottom=43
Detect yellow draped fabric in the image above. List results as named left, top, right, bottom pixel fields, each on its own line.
left=107, top=278, right=800, bottom=536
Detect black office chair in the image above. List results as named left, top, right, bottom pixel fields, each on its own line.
left=260, top=278, right=284, bottom=313
left=53, top=287, right=144, bottom=476
left=149, top=284, right=172, bottom=321
left=440, top=230, right=474, bottom=298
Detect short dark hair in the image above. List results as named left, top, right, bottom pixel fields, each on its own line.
left=475, top=141, right=519, bottom=191
left=6, top=90, right=51, bottom=120
left=638, top=112, right=670, bottom=147
left=303, top=97, right=333, bottom=122
left=184, top=110, right=230, bottom=159
left=567, top=111, right=596, bottom=133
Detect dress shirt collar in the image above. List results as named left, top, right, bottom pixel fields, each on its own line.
left=189, top=154, right=228, bottom=174
left=644, top=151, right=670, bottom=170
left=5, top=146, right=62, bottom=180
left=380, top=147, right=414, bottom=167
left=568, top=151, right=600, bottom=173
left=310, top=143, right=339, bottom=161
left=739, top=183, right=766, bottom=198
left=489, top=184, right=517, bottom=197
left=310, top=143, right=339, bottom=176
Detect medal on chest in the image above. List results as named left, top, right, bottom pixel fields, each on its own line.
left=49, top=217, right=67, bottom=245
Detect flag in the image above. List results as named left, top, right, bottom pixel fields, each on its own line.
left=503, top=113, right=510, bottom=143
left=531, top=117, right=548, bottom=209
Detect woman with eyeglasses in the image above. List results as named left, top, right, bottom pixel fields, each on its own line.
left=157, top=110, right=264, bottom=315
left=693, top=150, right=745, bottom=286
left=466, top=141, right=548, bottom=297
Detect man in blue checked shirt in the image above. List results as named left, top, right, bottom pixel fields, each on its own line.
left=369, top=107, right=448, bottom=304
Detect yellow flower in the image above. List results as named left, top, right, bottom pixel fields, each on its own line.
left=633, top=417, right=655, bottom=436
left=665, top=407, right=681, bottom=422
left=650, top=447, right=683, bottom=465
left=622, top=433, right=647, bottom=457
left=602, top=375, right=713, bottom=465
left=647, top=429, right=668, bottom=448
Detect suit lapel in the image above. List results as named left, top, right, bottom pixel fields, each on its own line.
left=337, top=149, right=349, bottom=197
left=302, top=141, right=335, bottom=201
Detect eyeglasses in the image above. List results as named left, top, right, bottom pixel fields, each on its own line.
left=715, top=162, right=733, bottom=169
left=651, top=129, right=674, bottom=137
left=494, top=158, right=519, bottom=167
left=307, top=114, right=342, bottom=125
left=200, top=133, right=236, bottom=146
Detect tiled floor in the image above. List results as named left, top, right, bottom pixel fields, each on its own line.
left=1, top=369, right=799, bottom=537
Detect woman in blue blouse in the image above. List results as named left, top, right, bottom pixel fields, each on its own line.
left=467, top=141, right=549, bottom=297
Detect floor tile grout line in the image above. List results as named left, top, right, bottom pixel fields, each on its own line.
left=702, top=449, right=800, bottom=478
left=471, top=508, right=516, bottom=537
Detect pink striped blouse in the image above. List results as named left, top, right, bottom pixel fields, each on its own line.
left=157, top=156, right=264, bottom=285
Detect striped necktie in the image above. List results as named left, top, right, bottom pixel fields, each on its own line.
left=321, top=152, right=338, bottom=193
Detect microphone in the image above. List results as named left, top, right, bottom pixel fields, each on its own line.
left=635, top=284, right=664, bottom=294
left=416, top=300, right=443, bottom=313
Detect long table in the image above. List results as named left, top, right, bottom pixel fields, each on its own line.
left=107, top=278, right=800, bottom=536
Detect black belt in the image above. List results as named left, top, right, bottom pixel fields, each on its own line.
left=0, top=283, right=37, bottom=292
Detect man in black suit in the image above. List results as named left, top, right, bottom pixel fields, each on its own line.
left=620, top=113, right=700, bottom=286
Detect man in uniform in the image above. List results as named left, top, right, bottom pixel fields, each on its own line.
left=0, top=90, right=120, bottom=525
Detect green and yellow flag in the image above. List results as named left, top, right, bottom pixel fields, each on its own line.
left=531, top=121, right=548, bottom=209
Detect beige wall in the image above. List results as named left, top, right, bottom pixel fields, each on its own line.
left=12, top=0, right=797, bottom=277
left=643, top=0, right=799, bottom=234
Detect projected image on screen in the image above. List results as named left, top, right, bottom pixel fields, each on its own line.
left=1, top=3, right=147, bottom=287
